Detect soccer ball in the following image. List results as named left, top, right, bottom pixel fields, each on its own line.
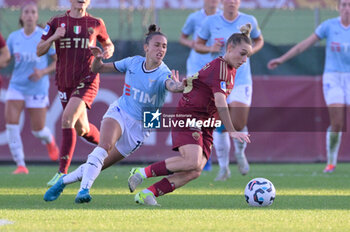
left=244, top=178, right=276, bottom=207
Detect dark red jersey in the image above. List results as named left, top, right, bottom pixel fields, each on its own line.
left=0, top=33, right=6, bottom=48
left=177, top=57, right=236, bottom=119
left=41, top=11, right=110, bottom=88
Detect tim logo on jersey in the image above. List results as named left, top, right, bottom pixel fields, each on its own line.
left=143, top=109, right=162, bottom=129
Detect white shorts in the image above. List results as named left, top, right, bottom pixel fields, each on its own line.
left=5, top=88, right=49, bottom=108
left=323, top=72, right=350, bottom=105
left=103, top=101, right=150, bottom=157
left=226, top=84, right=252, bottom=106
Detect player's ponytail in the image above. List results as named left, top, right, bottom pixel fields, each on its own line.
left=226, top=23, right=252, bottom=49
left=145, top=24, right=167, bottom=44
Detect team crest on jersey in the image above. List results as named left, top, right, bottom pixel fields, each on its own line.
left=192, top=132, right=200, bottom=141
left=220, top=81, right=227, bottom=92
left=43, top=24, right=50, bottom=35
left=88, top=27, right=94, bottom=35
left=61, top=23, right=66, bottom=28
left=74, top=26, right=81, bottom=35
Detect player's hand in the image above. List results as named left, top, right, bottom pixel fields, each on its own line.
left=29, top=68, right=44, bottom=82
left=89, top=46, right=103, bottom=59
left=210, top=41, right=223, bottom=53
left=267, top=58, right=282, bottom=70
left=102, top=45, right=114, bottom=59
left=228, top=131, right=251, bottom=143
left=52, top=27, right=66, bottom=40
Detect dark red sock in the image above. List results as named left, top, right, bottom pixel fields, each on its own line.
left=59, top=128, right=77, bottom=174
left=147, top=178, right=175, bottom=197
left=145, top=160, right=173, bottom=178
left=82, top=123, right=100, bottom=145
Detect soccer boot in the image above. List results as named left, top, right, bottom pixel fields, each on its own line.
left=128, top=168, right=146, bottom=193
left=47, top=172, right=64, bottom=187
left=214, top=167, right=231, bottom=181
left=44, top=175, right=66, bottom=201
left=235, top=152, right=250, bottom=175
left=323, top=164, right=336, bottom=173
left=12, top=166, right=29, bottom=174
left=75, top=188, right=92, bottom=204
left=135, top=191, right=160, bottom=206
left=46, top=136, right=59, bottom=161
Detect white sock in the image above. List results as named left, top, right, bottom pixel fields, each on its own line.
left=139, top=168, right=147, bottom=179
left=79, top=147, right=108, bottom=191
left=213, top=131, right=231, bottom=169
left=6, top=124, right=25, bottom=167
left=326, top=126, right=342, bottom=166
left=31, top=127, right=53, bottom=144
left=63, top=164, right=85, bottom=185
left=233, top=126, right=248, bottom=156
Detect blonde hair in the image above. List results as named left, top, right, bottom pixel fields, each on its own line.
left=226, top=23, right=252, bottom=49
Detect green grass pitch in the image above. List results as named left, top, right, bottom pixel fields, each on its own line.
left=0, top=163, right=349, bottom=231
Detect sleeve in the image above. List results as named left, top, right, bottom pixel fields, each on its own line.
left=0, top=33, right=6, bottom=49
left=315, top=20, right=328, bottom=40
left=6, top=33, right=13, bottom=55
left=197, top=17, right=211, bottom=41
left=209, top=61, right=229, bottom=95
left=181, top=14, right=195, bottom=36
left=97, top=18, right=109, bottom=44
left=41, top=17, right=57, bottom=41
left=113, top=56, right=134, bottom=72
left=249, top=16, right=261, bottom=39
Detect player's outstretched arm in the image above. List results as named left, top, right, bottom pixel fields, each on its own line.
left=90, top=46, right=118, bottom=73
left=101, top=38, right=114, bottom=59
left=165, top=70, right=185, bottom=93
left=267, top=33, right=319, bottom=70
left=214, top=92, right=251, bottom=143
left=37, top=27, right=65, bottom=57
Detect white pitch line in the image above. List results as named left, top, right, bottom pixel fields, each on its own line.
left=0, top=219, right=14, bottom=226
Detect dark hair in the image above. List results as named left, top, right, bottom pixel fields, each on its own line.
left=144, top=24, right=167, bottom=44
left=18, top=3, right=38, bottom=27
left=226, top=23, right=252, bottom=49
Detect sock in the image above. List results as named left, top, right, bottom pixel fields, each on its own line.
left=233, top=126, right=248, bottom=155
left=6, top=124, right=25, bottom=167
left=79, top=147, right=108, bottom=191
left=213, top=131, right=231, bottom=169
left=82, top=123, right=100, bottom=145
left=326, top=126, right=342, bottom=166
left=62, top=163, right=85, bottom=185
left=58, top=128, right=77, bottom=174
left=31, top=127, right=53, bottom=144
left=147, top=178, right=175, bottom=197
left=142, top=160, right=173, bottom=178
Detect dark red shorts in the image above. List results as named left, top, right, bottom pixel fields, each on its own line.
left=172, top=127, right=214, bottom=160
left=58, top=79, right=99, bottom=109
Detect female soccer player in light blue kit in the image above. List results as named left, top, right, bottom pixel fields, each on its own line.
left=44, top=24, right=185, bottom=203
left=195, top=0, right=264, bottom=180
left=179, top=0, right=221, bottom=171
left=268, top=0, right=350, bottom=173
left=5, top=3, right=58, bottom=174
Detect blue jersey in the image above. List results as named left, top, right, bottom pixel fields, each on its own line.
left=198, top=12, right=261, bottom=86
left=315, top=17, right=350, bottom=73
left=114, top=56, right=171, bottom=120
left=182, top=8, right=222, bottom=77
left=7, top=26, right=55, bottom=95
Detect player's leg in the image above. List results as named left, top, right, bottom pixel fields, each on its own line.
left=75, top=117, right=122, bottom=203
left=213, top=129, right=231, bottom=181
left=27, top=96, right=59, bottom=161
left=322, top=73, right=345, bottom=173
left=5, top=89, right=27, bottom=174
left=229, top=100, right=250, bottom=175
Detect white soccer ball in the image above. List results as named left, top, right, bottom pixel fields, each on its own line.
left=244, top=177, right=276, bottom=207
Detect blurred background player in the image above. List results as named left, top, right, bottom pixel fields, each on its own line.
left=195, top=0, right=263, bottom=180
left=43, top=24, right=185, bottom=203
left=128, top=25, right=252, bottom=206
left=179, top=0, right=221, bottom=171
left=37, top=0, right=114, bottom=185
left=0, top=32, right=10, bottom=78
left=268, top=0, right=350, bottom=173
left=4, top=3, right=58, bottom=174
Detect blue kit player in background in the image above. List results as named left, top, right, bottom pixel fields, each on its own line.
left=268, top=0, right=350, bottom=173
left=179, top=0, right=221, bottom=171
left=195, top=0, right=264, bottom=180
left=4, top=3, right=58, bottom=174
left=44, top=24, right=185, bottom=203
